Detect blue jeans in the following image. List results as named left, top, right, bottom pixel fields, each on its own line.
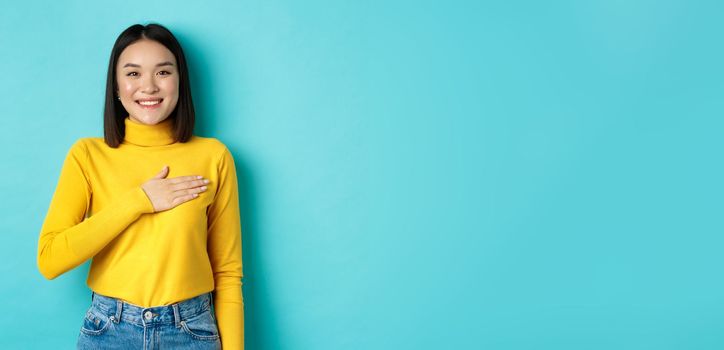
left=76, top=291, right=221, bottom=350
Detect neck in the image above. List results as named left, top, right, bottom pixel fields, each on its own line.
left=123, top=116, right=176, bottom=146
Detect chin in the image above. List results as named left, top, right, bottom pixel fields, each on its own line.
left=133, top=115, right=166, bottom=125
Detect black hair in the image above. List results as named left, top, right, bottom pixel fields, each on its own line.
left=103, top=23, right=195, bottom=147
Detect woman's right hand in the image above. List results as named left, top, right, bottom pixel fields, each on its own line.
left=141, top=166, right=210, bottom=213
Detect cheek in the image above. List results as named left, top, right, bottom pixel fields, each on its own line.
left=162, top=78, right=179, bottom=93
left=162, top=80, right=180, bottom=100
left=118, top=80, right=136, bottom=94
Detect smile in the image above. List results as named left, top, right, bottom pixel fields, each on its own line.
left=136, top=99, right=163, bottom=109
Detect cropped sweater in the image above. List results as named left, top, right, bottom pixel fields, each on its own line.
left=37, top=116, right=244, bottom=349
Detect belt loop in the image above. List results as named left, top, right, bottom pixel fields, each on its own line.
left=91, top=291, right=95, bottom=302
left=172, top=303, right=181, bottom=328
left=112, top=299, right=122, bottom=323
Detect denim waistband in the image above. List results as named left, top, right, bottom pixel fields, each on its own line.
left=90, top=291, right=214, bottom=327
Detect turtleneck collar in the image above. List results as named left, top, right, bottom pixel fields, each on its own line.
left=123, top=116, right=176, bottom=146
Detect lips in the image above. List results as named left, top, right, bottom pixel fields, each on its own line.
left=136, top=98, right=163, bottom=109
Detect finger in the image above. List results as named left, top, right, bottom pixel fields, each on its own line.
left=169, top=175, right=202, bottom=184
left=170, top=179, right=208, bottom=191
left=153, top=166, right=169, bottom=179
left=171, top=185, right=207, bottom=197
left=171, top=193, right=199, bottom=206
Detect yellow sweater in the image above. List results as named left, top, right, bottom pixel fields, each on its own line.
left=37, top=116, right=244, bottom=349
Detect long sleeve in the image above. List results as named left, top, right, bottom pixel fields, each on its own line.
left=37, top=139, right=155, bottom=280
left=207, top=146, right=244, bottom=350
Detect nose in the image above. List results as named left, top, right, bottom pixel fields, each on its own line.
left=140, top=75, right=159, bottom=94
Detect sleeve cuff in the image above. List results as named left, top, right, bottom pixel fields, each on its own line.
left=133, top=186, right=155, bottom=214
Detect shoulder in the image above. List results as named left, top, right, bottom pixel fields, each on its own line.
left=189, top=136, right=233, bottom=160
left=67, top=137, right=91, bottom=156
left=75, top=136, right=106, bottom=149
left=190, top=137, right=237, bottom=175
left=70, top=137, right=90, bottom=148
left=189, top=135, right=228, bottom=150
left=59, top=138, right=94, bottom=166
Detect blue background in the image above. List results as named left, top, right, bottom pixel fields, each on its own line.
left=1, top=0, right=723, bottom=349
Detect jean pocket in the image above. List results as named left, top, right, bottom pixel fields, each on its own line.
left=180, top=309, right=220, bottom=341
left=80, top=308, right=112, bottom=336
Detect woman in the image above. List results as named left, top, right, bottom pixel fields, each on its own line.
left=37, top=23, right=244, bottom=350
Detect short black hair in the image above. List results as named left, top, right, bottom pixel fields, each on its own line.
left=103, top=23, right=195, bottom=148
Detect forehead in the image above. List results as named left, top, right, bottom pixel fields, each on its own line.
left=117, top=39, right=176, bottom=67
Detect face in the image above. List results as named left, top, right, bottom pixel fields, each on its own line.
left=116, top=39, right=180, bottom=125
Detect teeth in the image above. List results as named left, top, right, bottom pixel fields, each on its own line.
left=138, top=100, right=161, bottom=106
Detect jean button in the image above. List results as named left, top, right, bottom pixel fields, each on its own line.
left=144, top=311, right=152, bottom=320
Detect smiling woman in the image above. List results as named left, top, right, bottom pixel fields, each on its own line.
left=37, top=23, right=244, bottom=350
left=102, top=23, right=195, bottom=148
left=116, top=40, right=180, bottom=126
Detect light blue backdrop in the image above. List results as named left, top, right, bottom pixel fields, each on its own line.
left=1, top=0, right=723, bottom=349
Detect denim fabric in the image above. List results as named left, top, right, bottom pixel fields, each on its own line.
left=76, top=291, right=221, bottom=350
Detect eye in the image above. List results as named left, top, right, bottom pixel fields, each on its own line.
left=158, top=71, right=172, bottom=76
left=126, top=72, right=138, bottom=77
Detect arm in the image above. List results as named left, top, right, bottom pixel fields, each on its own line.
left=207, top=146, right=244, bottom=350
left=37, top=139, right=154, bottom=280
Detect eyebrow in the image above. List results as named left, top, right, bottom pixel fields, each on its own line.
left=122, top=61, right=175, bottom=68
